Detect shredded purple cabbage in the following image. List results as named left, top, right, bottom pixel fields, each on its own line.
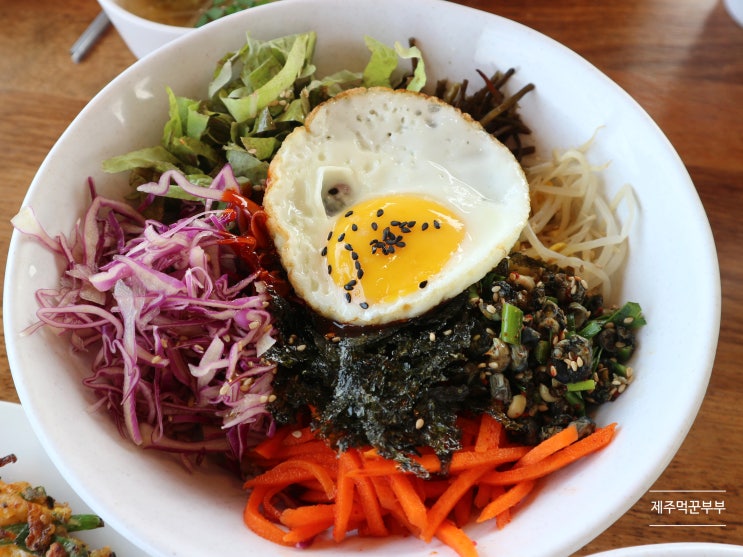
left=12, top=166, right=277, bottom=469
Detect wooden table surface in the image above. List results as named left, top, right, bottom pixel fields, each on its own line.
left=1, top=0, right=741, bottom=554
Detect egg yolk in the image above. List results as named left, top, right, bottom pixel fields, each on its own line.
left=324, top=194, right=465, bottom=308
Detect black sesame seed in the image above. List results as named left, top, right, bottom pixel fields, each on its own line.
left=422, top=222, right=429, bottom=231
left=321, top=246, right=328, bottom=256
left=345, top=210, right=354, bottom=217
left=371, top=222, right=378, bottom=231
left=351, top=224, right=358, bottom=231
left=390, top=220, right=400, bottom=226
left=327, top=265, right=332, bottom=274
left=407, top=221, right=416, bottom=227
left=344, top=243, right=353, bottom=251
left=337, top=232, right=346, bottom=242
left=354, top=260, right=361, bottom=269
left=360, top=302, right=369, bottom=309
left=396, top=241, right=406, bottom=248
left=357, top=269, right=364, bottom=279
left=419, top=280, right=428, bottom=289
left=376, top=209, right=384, bottom=217
left=344, top=280, right=357, bottom=291
left=345, top=292, right=352, bottom=303
left=433, top=220, right=441, bottom=229
left=351, top=251, right=359, bottom=260
left=327, top=230, right=333, bottom=240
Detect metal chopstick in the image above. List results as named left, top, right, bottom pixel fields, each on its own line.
left=70, top=11, right=111, bottom=63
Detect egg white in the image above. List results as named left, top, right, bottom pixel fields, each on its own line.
left=263, top=87, right=530, bottom=326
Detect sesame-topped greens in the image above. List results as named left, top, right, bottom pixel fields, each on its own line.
left=0, top=456, right=113, bottom=557
left=266, top=253, right=644, bottom=476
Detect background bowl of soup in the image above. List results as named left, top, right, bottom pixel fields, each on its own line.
left=96, top=0, right=279, bottom=58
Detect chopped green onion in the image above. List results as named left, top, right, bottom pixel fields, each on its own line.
left=566, top=379, right=596, bottom=392
left=615, top=344, right=635, bottom=362
left=608, top=301, right=646, bottom=329
left=534, top=340, right=551, bottom=364
left=608, top=360, right=628, bottom=377
left=499, top=302, right=523, bottom=345
left=65, top=514, right=106, bottom=532
left=564, top=391, right=586, bottom=414
left=578, top=301, right=646, bottom=339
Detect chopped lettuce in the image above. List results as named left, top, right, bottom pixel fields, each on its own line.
left=103, top=31, right=428, bottom=196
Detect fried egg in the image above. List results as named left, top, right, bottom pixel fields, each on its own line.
left=263, top=87, right=530, bottom=326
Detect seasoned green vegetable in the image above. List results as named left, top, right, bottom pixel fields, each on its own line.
left=1, top=455, right=113, bottom=557
left=266, top=253, right=645, bottom=476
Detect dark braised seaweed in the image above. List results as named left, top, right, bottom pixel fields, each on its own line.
left=265, top=253, right=645, bottom=476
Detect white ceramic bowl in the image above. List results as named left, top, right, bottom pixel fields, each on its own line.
left=96, top=0, right=191, bottom=58
left=4, top=1, right=721, bottom=556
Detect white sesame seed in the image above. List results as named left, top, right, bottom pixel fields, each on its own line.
left=259, top=395, right=269, bottom=403
left=297, top=344, right=307, bottom=352
left=268, top=394, right=277, bottom=403
left=576, top=356, right=584, bottom=367
left=486, top=304, right=497, bottom=314
left=443, top=329, right=452, bottom=336
left=249, top=321, right=260, bottom=330
left=429, top=332, right=436, bottom=342
left=292, top=430, right=303, bottom=438
left=415, top=418, right=425, bottom=430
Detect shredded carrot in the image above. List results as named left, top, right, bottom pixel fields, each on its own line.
left=421, top=464, right=491, bottom=542
left=435, top=519, right=479, bottom=557
left=477, top=480, right=536, bottom=523
left=243, top=485, right=293, bottom=546
left=474, top=413, right=503, bottom=452
left=388, top=474, right=428, bottom=532
left=480, top=423, right=617, bottom=487
left=242, top=419, right=618, bottom=556
left=333, top=450, right=358, bottom=542
left=516, top=422, right=579, bottom=467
